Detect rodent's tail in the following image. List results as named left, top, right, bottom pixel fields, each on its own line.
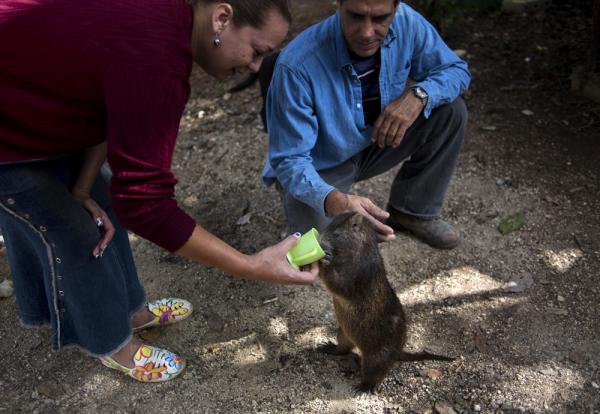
left=229, top=73, right=259, bottom=93
left=398, top=351, right=454, bottom=362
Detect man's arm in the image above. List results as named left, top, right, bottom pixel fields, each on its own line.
left=266, top=64, right=334, bottom=216
left=267, top=65, right=395, bottom=241
left=407, top=7, right=471, bottom=116
left=372, top=6, right=471, bottom=148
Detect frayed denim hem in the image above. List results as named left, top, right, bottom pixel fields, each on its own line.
left=55, top=332, right=134, bottom=359
left=19, top=318, right=51, bottom=329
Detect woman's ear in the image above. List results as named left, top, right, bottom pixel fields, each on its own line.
left=211, top=3, right=234, bottom=34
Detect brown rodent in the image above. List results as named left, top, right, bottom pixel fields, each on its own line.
left=318, top=212, right=453, bottom=393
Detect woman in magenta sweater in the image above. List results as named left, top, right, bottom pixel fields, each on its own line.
left=0, top=0, right=317, bottom=383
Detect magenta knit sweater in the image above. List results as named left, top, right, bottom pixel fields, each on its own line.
left=0, top=0, right=197, bottom=252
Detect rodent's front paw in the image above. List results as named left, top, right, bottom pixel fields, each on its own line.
left=320, top=245, right=333, bottom=266
left=320, top=254, right=332, bottom=267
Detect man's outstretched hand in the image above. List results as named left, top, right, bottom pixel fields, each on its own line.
left=325, top=190, right=395, bottom=242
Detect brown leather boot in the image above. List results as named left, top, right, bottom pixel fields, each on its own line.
left=386, top=206, right=460, bottom=249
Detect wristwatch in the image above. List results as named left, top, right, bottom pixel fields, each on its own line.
left=412, top=87, right=428, bottom=107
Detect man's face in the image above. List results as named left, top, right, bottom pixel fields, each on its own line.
left=339, top=0, right=397, bottom=57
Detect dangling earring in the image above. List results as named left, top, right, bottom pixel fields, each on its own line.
left=213, top=33, right=221, bottom=48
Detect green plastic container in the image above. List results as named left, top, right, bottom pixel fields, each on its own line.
left=286, top=228, right=326, bottom=270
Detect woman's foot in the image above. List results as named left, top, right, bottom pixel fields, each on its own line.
left=131, top=307, right=155, bottom=330
left=131, top=298, right=193, bottom=330
left=109, top=337, right=142, bottom=368
left=100, top=340, right=186, bottom=382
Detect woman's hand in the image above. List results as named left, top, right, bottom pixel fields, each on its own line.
left=249, top=234, right=319, bottom=285
left=74, top=192, right=115, bottom=258
left=70, top=142, right=111, bottom=257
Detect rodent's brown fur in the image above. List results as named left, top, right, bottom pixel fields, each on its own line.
left=319, top=212, right=453, bottom=393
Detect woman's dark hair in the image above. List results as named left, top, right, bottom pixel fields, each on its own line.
left=189, top=0, right=292, bottom=27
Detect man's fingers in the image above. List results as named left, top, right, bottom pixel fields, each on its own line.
left=392, top=125, right=408, bottom=148
left=361, top=209, right=394, bottom=237
left=362, top=200, right=390, bottom=222
left=374, top=113, right=394, bottom=147
left=370, top=218, right=395, bottom=236
left=375, top=114, right=408, bottom=148
left=372, top=117, right=384, bottom=143
left=381, top=118, right=400, bottom=148
left=376, top=231, right=396, bottom=243
left=376, top=120, right=393, bottom=147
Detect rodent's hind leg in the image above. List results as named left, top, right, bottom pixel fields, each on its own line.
left=317, top=340, right=344, bottom=355
left=318, top=328, right=354, bottom=355
left=355, top=352, right=395, bottom=394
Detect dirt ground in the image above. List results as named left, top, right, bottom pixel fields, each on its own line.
left=1, top=2, right=599, bottom=413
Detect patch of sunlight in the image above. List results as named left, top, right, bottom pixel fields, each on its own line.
left=543, top=248, right=583, bottom=273
left=297, top=397, right=387, bottom=414
left=127, top=231, right=139, bottom=243
left=201, top=332, right=264, bottom=366
left=400, top=266, right=506, bottom=306
left=495, top=363, right=586, bottom=411
left=231, top=333, right=267, bottom=366
left=82, top=374, right=122, bottom=394
left=294, top=326, right=330, bottom=347
left=295, top=364, right=588, bottom=414
left=267, top=316, right=289, bottom=338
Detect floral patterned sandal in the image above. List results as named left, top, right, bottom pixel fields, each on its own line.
left=133, top=298, right=193, bottom=331
left=100, top=344, right=185, bottom=382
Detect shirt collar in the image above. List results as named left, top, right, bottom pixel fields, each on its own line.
left=334, top=10, right=397, bottom=70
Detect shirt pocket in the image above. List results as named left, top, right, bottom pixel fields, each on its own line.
left=389, top=63, right=411, bottom=97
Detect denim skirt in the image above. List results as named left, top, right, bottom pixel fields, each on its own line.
left=0, top=156, right=146, bottom=356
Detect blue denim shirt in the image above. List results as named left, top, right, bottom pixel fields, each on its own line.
left=262, top=4, right=471, bottom=216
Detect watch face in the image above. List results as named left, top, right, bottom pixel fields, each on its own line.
left=413, top=87, right=428, bottom=106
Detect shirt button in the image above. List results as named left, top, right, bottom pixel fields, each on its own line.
left=357, top=103, right=362, bottom=109
left=23, top=214, right=30, bottom=219
left=56, top=257, right=62, bottom=264
left=58, top=290, right=65, bottom=297
left=39, top=226, right=47, bottom=232
left=6, top=198, right=15, bottom=205
left=57, top=275, right=63, bottom=281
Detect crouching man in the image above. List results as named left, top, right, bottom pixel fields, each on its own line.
left=263, top=0, right=471, bottom=248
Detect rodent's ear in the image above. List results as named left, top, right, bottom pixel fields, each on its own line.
left=350, top=213, right=364, bottom=227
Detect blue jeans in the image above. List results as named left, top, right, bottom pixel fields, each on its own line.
left=278, top=98, right=467, bottom=234
left=0, top=156, right=145, bottom=356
